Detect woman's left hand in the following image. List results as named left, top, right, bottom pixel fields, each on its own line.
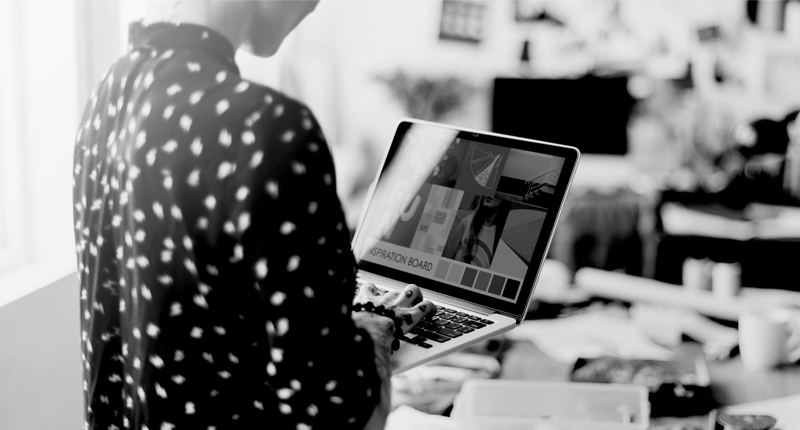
left=353, top=283, right=436, bottom=335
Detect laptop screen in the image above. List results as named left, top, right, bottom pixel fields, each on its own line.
left=352, top=121, right=578, bottom=317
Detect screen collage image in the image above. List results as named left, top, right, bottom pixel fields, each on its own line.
left=360, top=128, right=565, bottom=303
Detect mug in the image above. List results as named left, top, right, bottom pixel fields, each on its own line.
left=711, top=262, right=741, bottom=299
left=683, top=258, right=712, bottom=291
left=739, top=308, right=800, bottom=371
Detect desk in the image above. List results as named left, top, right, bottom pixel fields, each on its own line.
left=654, top=194, right=800, bottom=292
left=500, top=341, right=800, bottom=426
left=654, top=234, right=800, bottom=292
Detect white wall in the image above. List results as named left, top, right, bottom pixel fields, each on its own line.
left=288, top=0, right=523, bottom=147
left=284, top=1, right=525, bottom=225
left=282, top=0, right=750, bottom=225
left=0, top=273, right=83, bottom=430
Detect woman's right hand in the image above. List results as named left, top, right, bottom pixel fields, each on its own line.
left=351, top=283, right=436, bottom=430
left=352, top=282, right=437, bottom=347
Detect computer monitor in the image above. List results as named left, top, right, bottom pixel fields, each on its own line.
left=492, top=75, right=635, bottom=155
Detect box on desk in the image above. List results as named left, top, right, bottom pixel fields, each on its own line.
left=571, top=356, right=714, bottom=418
left=452, top=379, right=649, bottom=430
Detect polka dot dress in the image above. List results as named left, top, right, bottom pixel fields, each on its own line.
left=73, top=22, right=380, bottom=430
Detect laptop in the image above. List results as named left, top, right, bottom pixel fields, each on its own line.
left=351, top=119, right=580, bottom=374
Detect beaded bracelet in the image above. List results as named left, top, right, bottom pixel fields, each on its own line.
left=352, top=302, right=409, bottom=353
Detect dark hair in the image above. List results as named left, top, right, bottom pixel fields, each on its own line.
left=462, top=196, right=511, bottom=264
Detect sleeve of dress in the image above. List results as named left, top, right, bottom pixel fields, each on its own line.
left=242, top=101, right=382, bottom=428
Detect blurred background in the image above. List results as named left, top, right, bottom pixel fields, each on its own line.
left=1, top=1, right=800, bottom=429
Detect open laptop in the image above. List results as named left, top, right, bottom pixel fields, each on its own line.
left=351, top=119, right=580, bottom=374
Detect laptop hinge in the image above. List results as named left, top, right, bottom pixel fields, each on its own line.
left=497, top=310, right=524, bottom=325
left=357, top=272, right=495, bottom=316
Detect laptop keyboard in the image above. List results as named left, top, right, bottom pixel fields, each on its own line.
left=354, top=283, right=494, bottom=349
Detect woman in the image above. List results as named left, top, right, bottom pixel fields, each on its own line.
left=73, top=2, right=434, bottom=429
left=442, top=195, right=511, bottom=268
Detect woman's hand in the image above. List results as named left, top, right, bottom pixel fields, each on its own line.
left=352, top=283, right=436, bottom=430
left=353, top=282, right=436, bottom=337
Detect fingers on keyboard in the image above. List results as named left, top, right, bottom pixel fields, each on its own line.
left=403, top=299, right=437, bottom=332
left=393, top=284, right=420, bottom=308
left=403, top=306, right=492, bottom=346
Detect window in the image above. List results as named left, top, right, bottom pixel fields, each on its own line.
left=0, top=1, right=289, bottom=307
left=0, top=1, right=34, bottom=287
left=0, top=1, right=121, bottom=307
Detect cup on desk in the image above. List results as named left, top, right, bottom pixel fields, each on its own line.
left=739, top=308, right=800, bottom=371
left=712, top=263, right=741, bottom=299
left=683, top=258, right=712, bottom=291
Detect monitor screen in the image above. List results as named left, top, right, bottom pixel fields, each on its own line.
left=352, top=121, right=578, bottom=317
left=492, top=76, right=635, bottom=155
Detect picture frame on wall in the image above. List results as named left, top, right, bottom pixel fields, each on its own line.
left=439, top=0, right=486, bottom=44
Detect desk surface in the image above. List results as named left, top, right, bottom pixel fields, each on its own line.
left=500, top=341, right=800, bottom=407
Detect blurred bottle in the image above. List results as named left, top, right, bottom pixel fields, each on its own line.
left=711, top=262, right=741, bottom=299
left=786, top=0, right=800, bottom=40
left=784, top=112, right=800, bottom=200
left=683, top=258, right=713, bottom=291
left=758, top=0, right=783, bottom=31
left=519, top=39, right=533, bottom=78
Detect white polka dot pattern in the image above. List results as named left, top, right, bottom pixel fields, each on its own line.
left=73, top=21, right=379, bottom=430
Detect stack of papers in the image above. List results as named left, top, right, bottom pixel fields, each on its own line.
left=661, top=203, right=800, bottom=240
left=505, top=307, right=674, bottom=363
